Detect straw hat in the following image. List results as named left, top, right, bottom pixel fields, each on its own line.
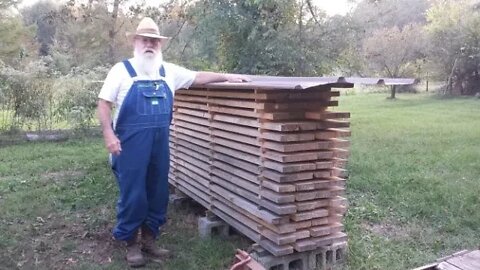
left=126, top=17, right=170, bottom=40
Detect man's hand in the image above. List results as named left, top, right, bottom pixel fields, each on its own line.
left=225, top=74, right=251, bottom=83
left=97, top=99, right=121, bottom=155
left=193, top=72, right=251, bottom=85
left=103, top=130, right=122, bottom=156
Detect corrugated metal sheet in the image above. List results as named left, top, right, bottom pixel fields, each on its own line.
left=202, top=75, right=417, bottom=90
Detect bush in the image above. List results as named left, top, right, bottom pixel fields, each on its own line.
left=0, top=62, right=108, bottom=133
left=0, top=60, right=54, bottom=131
left=52, top=66, right=107, bottom=130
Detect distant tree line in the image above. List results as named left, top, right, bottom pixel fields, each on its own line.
left=0, top=0, right=479, bottom=131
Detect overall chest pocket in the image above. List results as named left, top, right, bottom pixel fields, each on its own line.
left=136, top=84, right=172, bottom=115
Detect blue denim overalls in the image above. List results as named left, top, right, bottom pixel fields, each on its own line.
left=111, top=60, right=173, bottom=241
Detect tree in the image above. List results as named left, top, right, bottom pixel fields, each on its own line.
left=0, top=0, right=20, bottom=11
left=48, top=0, right=133, bottom=73
left=363, top=24, right=426, bottom=98
left=0, top=16, right=38, bottom=67
left=21, top=0, right=58, bottom=56
left=176, top=0, right=300, bottom=74
left=426, top=0, right=480, bottom=95
left=352, top=0, right=429, bottom=32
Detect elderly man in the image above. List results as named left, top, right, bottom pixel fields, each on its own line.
left=97, top=17, right=248, bottom=267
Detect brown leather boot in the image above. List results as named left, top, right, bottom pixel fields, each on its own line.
left=125, top=234, right=146, bottom=268
left=141, top=225, right=171, bottom=261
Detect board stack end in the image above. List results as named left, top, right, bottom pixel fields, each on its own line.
left=169, top=77, right=351, bottom=257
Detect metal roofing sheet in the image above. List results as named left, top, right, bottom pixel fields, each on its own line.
left=201, top=75, right=417, bottom=90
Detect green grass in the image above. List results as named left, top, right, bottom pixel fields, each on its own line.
left=0, top=139, right=250, bottom=270
left=1, top=92, right=479, bottom=269
left=338, top=93, right=480, bottom=269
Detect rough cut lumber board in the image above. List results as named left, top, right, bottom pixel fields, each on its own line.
left=259, top=238, right=295, bottom=257
left=213, top=192, right=297, bottom=235
left=296, top=200, right=330, bottom=212
left=174, top=114, right=210, bottom=126
left=176, top=145, right=210, bottom=164
left=261, top=140, right=332, bottom=153
left=174, top=155, right=210, bottom=183
left=174, top=126, right=210, bottom=142
left=211, top=202, right=262, bottom=243
left=262, top=169, right=314, bottom=183
left=213, top=144, right=261, bottom=165
left=260, top=131, right=316, bottom=142
left=211, top=172, right=259, bottom=201
left=261, top=179, right=296, bottom=193
left=174, top=100, right=208, bottom=111
left=175, top=107, right=210, bottom=118
left=177, top=134, right=210, bottom=149
left=257, top=100, right=338, bottom=110
left=305, top=111, right=350, bottom=120
left=174, top=120, right=210, bottom=134
left=263, top=160, right=318, bottom=173
left=213, top=137, right=261, bottom=156
left=212, top=129, right=259, bottom=147
left=212, top=121, right=259, bottom=137
left=258, top=197, right=297, bottom=215
left=315, top=129, right=351, bottom=139
left=212, top=161, right=259, bottom=184
left=211, top=184, right=286, bottom=225
left=213, top=152, right=261, bottom=175
left=209, top=105, right=258, bottom=118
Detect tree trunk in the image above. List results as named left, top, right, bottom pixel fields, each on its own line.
left=108, top=0, right=121, bottom=63
left=297, top=0, right=305, bottom=76
left=390, top=85, right=396, bottom=99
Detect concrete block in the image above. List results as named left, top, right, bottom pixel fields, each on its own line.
left=198, top=216, right=229, bottom=238
left=250, top=242, right=347, bottom=270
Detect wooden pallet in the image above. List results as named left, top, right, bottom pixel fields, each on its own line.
left=413, top=249, right=480, bottom=270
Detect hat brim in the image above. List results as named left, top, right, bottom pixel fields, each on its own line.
left=126, top=32, right=170, bottom=40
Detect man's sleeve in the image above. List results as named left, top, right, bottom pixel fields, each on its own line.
left=98, top=63, right=123, bottom=102
left=167, top=63, right=197, bottom=91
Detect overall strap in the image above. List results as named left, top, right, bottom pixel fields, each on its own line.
left=122, top=60, right=137, bottom=78
left=159, top=65, right=165, bottom=77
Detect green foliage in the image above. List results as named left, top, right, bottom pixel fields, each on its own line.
left=21, top=0, right=59, bottom=56
left=0, top=0, right=19, bottom=11
left=0, top=16, right=38, bottom=67
left=0, top=59, right=54, bottom=131
left=352, top=0, right=430, bottom=31
left=363, top=24, right=426, bottom=77
left=183, top=0, right=345, bottom=75
left=52, top=67, right=107, bottom=130
left=426, top=0, right=480, bottom=95
left=49, top=0, right=133, bottom=73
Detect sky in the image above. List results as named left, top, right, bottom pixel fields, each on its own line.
left=19, top=0, right=353, bottom=16
left=314, top=0, right=354, bottom=16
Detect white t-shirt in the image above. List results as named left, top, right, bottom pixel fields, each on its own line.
left=98, top=57, right=197, bottom=125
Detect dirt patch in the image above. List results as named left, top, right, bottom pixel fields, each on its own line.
left=40, top=171, right=85, bottom=183
left=362, top=221, right=410, bottom=240
left=3, top=209, right=123, bottom=270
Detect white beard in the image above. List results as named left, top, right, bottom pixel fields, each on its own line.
left=133, top=48, right=163, bottom=77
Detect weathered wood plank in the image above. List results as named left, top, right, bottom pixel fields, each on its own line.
left=436, top=262, right=462, bottom=270
left=305, top=111, right=350, bottom=120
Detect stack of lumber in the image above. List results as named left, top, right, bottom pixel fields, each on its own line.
left=169, top=77, right=351, bottom=256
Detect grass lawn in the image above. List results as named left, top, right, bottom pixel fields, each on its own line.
left=0, top=92, right=479, bottom=269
